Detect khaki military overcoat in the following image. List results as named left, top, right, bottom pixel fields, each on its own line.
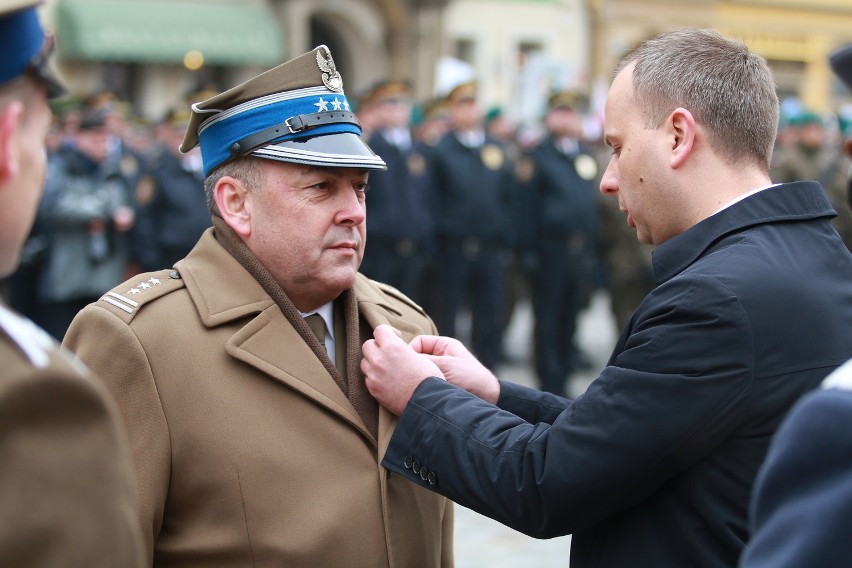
left=63, top=229, right=453, bottom=568
left=0, top=304, right=144, bottom=566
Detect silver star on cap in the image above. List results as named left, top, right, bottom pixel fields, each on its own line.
left=149, top=278, right=161, bottom=286
left=139, top=282, right=151, bottom=289
left=315, top=97, right=329, bottom=112
left=128, top=288, right=141, bottom=295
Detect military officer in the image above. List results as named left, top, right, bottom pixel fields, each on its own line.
left=428, top=80, right=517, bottom=369
left=360, top=80, right=435, bottom=305
left=0, top=1, right=144, bottom=565
left=63, top=46, right=453, bottom=567
left=520, top=91, right=602, bottom=396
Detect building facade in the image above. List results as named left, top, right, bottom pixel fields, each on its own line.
left=39, top=0, right=852, bottom=124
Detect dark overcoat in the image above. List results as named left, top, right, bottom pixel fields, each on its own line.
left=383, top=181, right=852, bottom=567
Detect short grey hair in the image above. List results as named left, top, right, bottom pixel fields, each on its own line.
left=203, top=157, right=266, bottom=214
left=614, top=28, right=779, bottom=170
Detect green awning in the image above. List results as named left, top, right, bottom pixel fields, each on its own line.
left=55, top=0, right=285, bottom=66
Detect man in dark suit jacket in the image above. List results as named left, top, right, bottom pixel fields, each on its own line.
left=738, top=41, right=852, bottom=568
left=361, top=29, right=852, bottom=568
left=0, top=1, right=144, bottom=565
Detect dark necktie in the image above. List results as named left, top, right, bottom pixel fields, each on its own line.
left=304, top=314, right=326, bottom=351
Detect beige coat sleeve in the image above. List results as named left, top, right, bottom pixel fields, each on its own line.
left=0, top=351, right=145, bottom=567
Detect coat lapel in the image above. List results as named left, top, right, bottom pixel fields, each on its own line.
left=177, top=231, right=369, bottom=437
left=354, top=277, right=425, bottom=457
left=179, top=235, right=428, bottom=449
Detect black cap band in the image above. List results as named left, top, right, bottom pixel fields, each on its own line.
left=229, top=110, right=361, bottom=157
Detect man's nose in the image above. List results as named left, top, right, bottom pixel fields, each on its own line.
left=599, top=159, right=618, bottom=195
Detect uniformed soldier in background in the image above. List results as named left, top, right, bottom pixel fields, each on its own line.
left=0, top=1, right=144, bottom=565
left=519, top=91, right=601, bottom=397
left=63, top=45, right=453, bottom=567
left=360, top=80, right=435, bottom=305
left=133, top=104, right=212, bottom=272
left=413, top=97, right=452, bottom=149
left=428, top=80, right=518, bottom=369
left=771, top=109, right=852, bottom=251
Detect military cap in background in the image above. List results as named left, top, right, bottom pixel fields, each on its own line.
left=370, top=80, right=412, bottom=104
left=181, top=45, right=387, bottom=176
left=787, top=110, right=824, bottom=128
left=161, top=106, right=191, bottom=129
left=547, top=90, right=588, bottom=112
left=77, top=106, right=111, bottom=131
left=484, top=106, right=503, bottom=125
left=830, top=44, right=852, bottom=92
left=0, top=0, right=65, bottom=99
left=445, top=80, right=477, bottom=104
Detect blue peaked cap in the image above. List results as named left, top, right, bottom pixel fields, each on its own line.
left=0, top=7, right=42, bottom=87
left=181, top=45, right=387, bottom=176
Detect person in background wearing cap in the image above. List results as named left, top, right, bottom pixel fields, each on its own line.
left=360, top=80, right=435, bottom=306
left=739, top=42, right=852, bottom=568
left=413, top=97, right=452, bottom=149
left=0, top=1, right=145, bottom=565
left=63, top=45, right=453, bottom=567
left=771, top=108, right=852, bottom=250
left=36, top=105, right=136, bottom=340
left=132, top=104, right=211, bottom=272
left=517, top=91, right=602, bottom=398
left=427, top=80, right=518, bottom=370
left=361, top=29, right=852, bottom=567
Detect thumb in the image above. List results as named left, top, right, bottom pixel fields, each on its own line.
left=373, top=324, right=404, bottom=346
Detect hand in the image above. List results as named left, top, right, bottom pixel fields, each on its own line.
left=362, top=325, right=445, bottom=415
left=412, top=335, right=501, bottom=404
left=112, top=206, right=135, bottom=232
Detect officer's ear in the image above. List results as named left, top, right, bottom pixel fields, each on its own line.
left=215, top=175, right=252, bottom=237
left=0, top=100, right=24, bottom=185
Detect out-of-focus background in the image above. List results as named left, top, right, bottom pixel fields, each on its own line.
left=37, top=0, right=852, bottom=126
left=5, top=2, right=851, bottom=564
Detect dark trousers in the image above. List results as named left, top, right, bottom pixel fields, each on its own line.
left=532, top=238, right=596, bottom=397
left=436, top=238, right=508, bottom=369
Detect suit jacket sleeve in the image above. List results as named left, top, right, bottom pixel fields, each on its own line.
left=740, top=385, right=852, bottom=567
left=0, top=359, right=145, bottom=567
left=64, top=304, right=171, bottom=564
left=382, top=273, right=755, bottom=538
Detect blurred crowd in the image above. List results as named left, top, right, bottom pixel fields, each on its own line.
left=2, top=80, right=850, bottom=396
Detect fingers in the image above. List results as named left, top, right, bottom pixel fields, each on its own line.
left=410, top=334, right=442, bottom=355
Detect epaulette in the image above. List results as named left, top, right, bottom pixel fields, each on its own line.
left=373, top=281, right=426, bottom=316
left=98, top=269, right=186, bottom=322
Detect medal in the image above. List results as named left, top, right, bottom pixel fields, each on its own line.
left=481, top=144, right=504, bottom=170
left=574, top=153, right=598, bottom=180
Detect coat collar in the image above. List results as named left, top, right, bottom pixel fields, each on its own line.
left=175, top=229, right=412, bottom=446
left=652, top=181, right=836, bottom=284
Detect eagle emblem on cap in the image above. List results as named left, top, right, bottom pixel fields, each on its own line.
left=316, top=46, right=343, bottom=93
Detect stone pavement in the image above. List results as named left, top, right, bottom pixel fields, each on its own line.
left=452, top=291, right=619, bottom=567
